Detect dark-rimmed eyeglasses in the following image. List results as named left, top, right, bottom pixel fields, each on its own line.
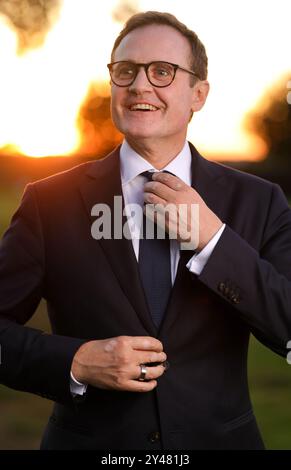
left=107, top=61, right=200, bottom=88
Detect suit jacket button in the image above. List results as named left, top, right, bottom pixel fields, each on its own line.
left=218, top=282, right=225, bottom=293
left=148, top=431, right=161, bottom=443
left=226, top=289, right=234, bottom=299
left=163, top=360, right=170, bottom=371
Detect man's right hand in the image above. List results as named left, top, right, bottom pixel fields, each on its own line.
left=71, top=336, right=167, bottom=392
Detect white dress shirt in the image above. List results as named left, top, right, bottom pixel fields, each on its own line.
left=70, top=140, right=225, bottom=395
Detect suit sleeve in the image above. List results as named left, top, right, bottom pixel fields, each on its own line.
left=198, top=183, right=291, bottom=357
left=0, top=184, right=86, bottom=405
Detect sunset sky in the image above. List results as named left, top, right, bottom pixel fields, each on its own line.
left=0, top=0, right=290, bottom=160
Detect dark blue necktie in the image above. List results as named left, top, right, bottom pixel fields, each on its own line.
left=138, top=171, right=172, bottom=328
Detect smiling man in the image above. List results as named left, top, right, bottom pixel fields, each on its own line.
left=1, top=11, right=291, bottom=451
left=109, top=23, right=208, bottom=164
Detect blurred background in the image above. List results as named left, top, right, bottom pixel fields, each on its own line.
left=0, top=0, right=290, bottom=449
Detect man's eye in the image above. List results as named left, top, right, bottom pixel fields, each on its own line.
left=156, top=68, right=170, bottom=76
left=151, top=64, right=173, bottom=79
left=117, top=67, right=134, bottom=77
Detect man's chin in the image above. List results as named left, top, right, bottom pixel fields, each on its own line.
left=124, top=131, right=160, bottom=143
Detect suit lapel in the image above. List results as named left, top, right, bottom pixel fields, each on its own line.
left=79, top=146, right=157, bottom=337
left=159, top=143, right=228, bottom=337
left=78, top=143, right=229, bottom=338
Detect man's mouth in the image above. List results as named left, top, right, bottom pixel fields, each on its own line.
left=129, top=103, right=159, bottom=112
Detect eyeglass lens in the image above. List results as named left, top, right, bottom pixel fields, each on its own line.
left=110, top=62, right=175, bottom=86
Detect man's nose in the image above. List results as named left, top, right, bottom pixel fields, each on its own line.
left=128, top=66, right=152, bottom=93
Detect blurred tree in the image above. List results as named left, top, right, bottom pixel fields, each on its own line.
left=77, top=0, right=140, bottom=159
left=244, top=74, right=291, bottom=163
left=77, top=83, right=122, bottom=159
left=112, top=0, right=139, bottom=23
left=0, top=0, right=61, bottom=51
left=0, top=0, right=140, bottom=161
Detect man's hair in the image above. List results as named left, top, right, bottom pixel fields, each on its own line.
left=111, top=11, right=208, bottom=85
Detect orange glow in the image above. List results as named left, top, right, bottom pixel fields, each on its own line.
left=0, top=1, right=120, bottom=158
left=140, top=0, right=291, bottom=161
left=0, top=0, right=290, bottom=161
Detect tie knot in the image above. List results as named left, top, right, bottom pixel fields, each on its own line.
left=140, top=170, right=155, bottom=181
left=140, top=170, right=175, bottom=181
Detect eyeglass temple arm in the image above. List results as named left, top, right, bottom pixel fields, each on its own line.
left=178, top=65, right=200, bottom=79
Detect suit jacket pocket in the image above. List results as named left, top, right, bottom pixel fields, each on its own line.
left=222, top=408, right=255, bottom=432
left=221, top=409, right=265, bottom=450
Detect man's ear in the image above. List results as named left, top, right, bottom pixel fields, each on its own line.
left=191, top=80, right=210, bottom=112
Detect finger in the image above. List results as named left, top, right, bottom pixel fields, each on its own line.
left=144, top=191, right=167, bottom=206
left=147, top=204, right=178, bottom=237
left=152, top=172, right=185, bottom=191
left=126, top=379, right=158, bottom=393
left=146, top=364, right=167, bottom=380
left=144, top=180, right=176, bottom=201
left=133, top=364, right=166, bottom=381
left=129, top=336, right=164, bottom=352
left=136, top=351, right=167, bottom=365
left=144, top=203, right=167, bottom=222
left=130, top=364, right=165, bottom=382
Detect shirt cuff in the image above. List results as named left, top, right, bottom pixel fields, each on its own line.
left=186, top=224, right=226, bottom=276
left=70, top=370, right=87, bottom=396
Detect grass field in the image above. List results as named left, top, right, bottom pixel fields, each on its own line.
left=0, top=185, right=291, bottom=449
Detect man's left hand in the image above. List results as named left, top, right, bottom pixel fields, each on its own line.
left=143, top=172, right=223, bottom=252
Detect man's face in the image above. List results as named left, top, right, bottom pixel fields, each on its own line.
left=110, top=24, right=206, bottom=147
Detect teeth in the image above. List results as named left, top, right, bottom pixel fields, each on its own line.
left=130, top=103, right=158, bottom=111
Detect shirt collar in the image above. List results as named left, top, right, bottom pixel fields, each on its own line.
left=120, top=139, right=192, bottom=186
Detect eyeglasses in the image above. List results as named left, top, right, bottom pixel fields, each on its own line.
left=107, top=61, right=200, bottom=88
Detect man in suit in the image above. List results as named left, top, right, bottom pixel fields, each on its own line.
left=1, top=11, right=291, bottom=450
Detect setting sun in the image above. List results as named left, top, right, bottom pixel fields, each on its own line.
left=0, top=0, right=119, bottom=158
left=0, top=0, right=290, bottom=160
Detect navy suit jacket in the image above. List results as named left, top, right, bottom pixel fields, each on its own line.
left=1, top=143, right=291, bottom=449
